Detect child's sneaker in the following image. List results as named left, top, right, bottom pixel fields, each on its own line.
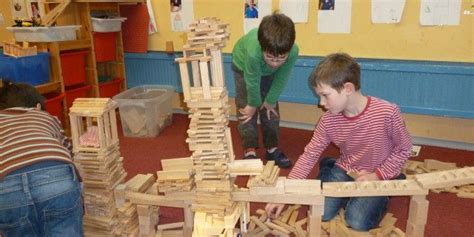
left=266, top=148, right=292, bottom=168
left=243, top=148, right=258, bottom=159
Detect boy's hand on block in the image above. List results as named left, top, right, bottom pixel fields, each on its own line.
left=265, top=203, right=285, bottom=220
left=355, top=170, right=380, bottom=181
left=239, top=105, right=257, bottom=123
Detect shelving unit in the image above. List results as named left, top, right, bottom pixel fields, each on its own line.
left=28, top=0, right=144, bottom=131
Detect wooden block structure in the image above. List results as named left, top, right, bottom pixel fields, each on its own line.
left=69, top=98, right=127, bottom=236
left=69, top=98, right=120, bottom=153
left=3, top=40, right=37, bottom=57
left=175, top=17, right=240, bottom=236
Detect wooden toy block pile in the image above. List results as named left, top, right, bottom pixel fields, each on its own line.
left=404, top=159, right=474, bottom=199
left=175, top=17, right=241, bottom=236
left=247, top=160, right=280, bottom=187
left=244, top=206, right=307, bottom=237
left=321, top=211, right=405, bottom=237
left=114, top=174, right=159, bottom=237
left=3, top=40, right=37, bottom=57
left=157, top=157, right=195, bottom=195
left=69, top=98, right=127, bottom=236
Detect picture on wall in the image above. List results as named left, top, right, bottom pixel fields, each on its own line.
left=10, top=0, right=29, bottom=19
left=169, top=0, right=194, bottom=32
left=319, top=0, right=335, bottom=10
left=244, top=0, right=259, bottom=19
left=243, top=0, right=271, bottom=33
left=26, top=0, right=45, bottom=19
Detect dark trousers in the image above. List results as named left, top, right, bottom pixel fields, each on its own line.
left=232, top=63, right=280, bottom=149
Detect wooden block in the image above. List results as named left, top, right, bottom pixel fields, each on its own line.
left=457, top=191, right=474, bottom=199
left=285, top=179, right=321, bottom=194
left=407, top=196, right=429, bottom=225
left=157, top=222, right=184, bottom=230
left=423, top=159, right=457, bottom=171
left=323, top=180, right=428, bottom=197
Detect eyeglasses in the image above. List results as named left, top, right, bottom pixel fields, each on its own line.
left=263, top=53, right=288, bottom=63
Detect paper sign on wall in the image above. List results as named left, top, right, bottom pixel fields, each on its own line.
left=170, top=0, right=194, bottom=32
left=317, top=0, right=352, bottom=33
left=371, top=0, right=405, bottom=24
left=280, top=0, right=309, bottom=23
left=420, top=0, right=462, bottom=26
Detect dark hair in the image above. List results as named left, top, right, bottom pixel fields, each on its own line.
left=0, top=80, right=45, bottom=110
left=308, top=53, right=361, bottom=92
left=258, top=12, right=295, bottom=56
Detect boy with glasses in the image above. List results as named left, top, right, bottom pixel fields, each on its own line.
left=232, top=12, right=299, bottom=168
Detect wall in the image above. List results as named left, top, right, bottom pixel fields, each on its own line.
left=145, top=0, right=473, bottom=62
left=124, top=52, right=474, bottom=145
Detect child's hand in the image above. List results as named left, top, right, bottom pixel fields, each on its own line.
left=260, top=102, right=279, bottom=120
left=265, top=203, right=285, bottom=220
left=355, top=170, right=380, bottom=181
left=238, top=105, right=257, bottom=123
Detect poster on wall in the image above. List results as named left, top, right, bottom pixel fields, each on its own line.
left=420, top=0, right=461, bottom=26
left=243, top=0, right=272, bottom=34
left=280, top=0, right=309, bottom=23
left=317, top=0, right=352, bottom=33
left=10, top=0, right=46, bottom=20
left=27, top=0, right=46, bottom=19
left=371, top=0, right=405, bottom=24
left=147, top=0, right=158, bottom=34
left=170, top=0, right=194, bottom=32
left=10, top=0, right=29, bottom=19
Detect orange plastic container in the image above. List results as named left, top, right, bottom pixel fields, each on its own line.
left=93, top=32, right=117, bottom=62
left=65, top=84, right=93, bottom=108
left=99, top=78, right=123, bottom=98
left=60, top=50, right=88, bottom=87
left=44, top=92, right=66, bottom=124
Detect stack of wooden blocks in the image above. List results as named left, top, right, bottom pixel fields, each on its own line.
left=69, top=98, right=127, bottom=236
left=175, top=17, right=239, bottom=236
left=3, top=40, right=37, bottom=57
left=157, top=157, right=195, bottom=194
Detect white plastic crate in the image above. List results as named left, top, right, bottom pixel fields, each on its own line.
left=91, top=17, right=127, bottom=32
left=113, top=85, right=174, bottom=137
left=6, top=25, right=81, bottom=42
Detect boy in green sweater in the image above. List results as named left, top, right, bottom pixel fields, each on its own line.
left=232, top=12, right=299, bottom=168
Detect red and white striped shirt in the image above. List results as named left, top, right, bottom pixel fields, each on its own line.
left=289, top=97, right=412, bottom=180
left=0, top=108, right=73, bottom=180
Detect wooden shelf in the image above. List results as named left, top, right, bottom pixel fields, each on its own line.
left=36, top=81, right=62, bottom=94
left=58, top=39, right=92, bottom=51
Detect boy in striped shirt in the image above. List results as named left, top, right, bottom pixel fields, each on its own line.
left=265, top=53, right=412, bottom=231
left=0, top=81, right=83, bottom=236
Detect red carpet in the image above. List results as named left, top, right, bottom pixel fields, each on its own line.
left=118, top=113, right=474, bottom=236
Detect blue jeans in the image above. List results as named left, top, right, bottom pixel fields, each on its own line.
left=318, top=158, right=389, bottom=231
left=0, top=163, right=83, bottom=237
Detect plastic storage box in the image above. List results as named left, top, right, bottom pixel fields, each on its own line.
left=60, top=50, right=88, bottom=87
left=44, top=92, right=66, bottom=124
left=65, top=84, right=93, bottom=109
left=99, top=78, right=123, bottom=98
left=93, top=32, right=117, bottom=62
left=91, top=17, right=127, bottom=32
left=0, top=52, right=50, bottom=86
left=6, top=25, right=81, bottom=42
left=113, top=85, right=174, bottom=137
